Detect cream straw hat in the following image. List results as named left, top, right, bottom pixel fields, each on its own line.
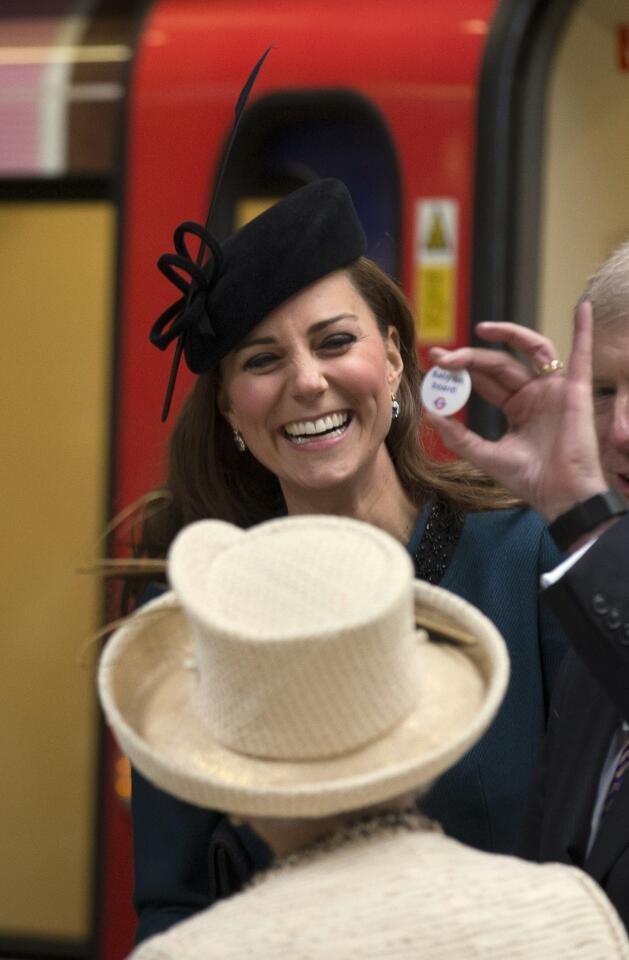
left=98, top=515, right=509, bottom=818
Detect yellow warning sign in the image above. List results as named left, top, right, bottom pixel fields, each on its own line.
left=426, top=211, right=450, bottom=252
left=416, top=264, right=455, bottom=341
left=414, top=199, right=458, bottom=344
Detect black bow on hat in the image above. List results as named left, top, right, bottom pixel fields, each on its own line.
left=150, top=48, right=272, bottom=421
left=150, top=49, right=366, bottom=421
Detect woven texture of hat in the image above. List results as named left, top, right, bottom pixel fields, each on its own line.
left=99, top=515, right=509, bottom=817
left=129, top=827, right=629, bottom=960
left=171, top=517, right=420, bottom=761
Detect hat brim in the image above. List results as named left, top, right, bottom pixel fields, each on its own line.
left=99, top=584, right=508, bottom=818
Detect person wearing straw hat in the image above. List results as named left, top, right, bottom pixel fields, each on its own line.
left=123, top=53, right=569, bottom=944
left=424, top=243, right=629, bottom=929
left=100, top=515, right=628, bottom=959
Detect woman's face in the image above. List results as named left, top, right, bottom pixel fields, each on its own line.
left=219, top=270, right=403, bottom=502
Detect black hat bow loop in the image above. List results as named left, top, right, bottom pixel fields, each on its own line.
left=150, top=222, right=223, bottom=350
left=150, top=46, right=272, bottom=422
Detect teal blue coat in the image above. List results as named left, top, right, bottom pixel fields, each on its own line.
left=416, top=506, right=567, bottom=851
left=132, top=505, right=567, bottom=942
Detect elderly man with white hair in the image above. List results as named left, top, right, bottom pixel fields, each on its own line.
left=427, top=240, right=629, bottom=930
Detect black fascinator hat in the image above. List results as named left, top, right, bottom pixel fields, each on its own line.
left=150, top=52, right=366, bottom=421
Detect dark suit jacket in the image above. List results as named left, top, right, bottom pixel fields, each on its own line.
left=520, top=513, right=629, bottom=930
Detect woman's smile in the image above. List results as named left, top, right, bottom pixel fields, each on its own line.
left=281, top=410, right=352, bottom=446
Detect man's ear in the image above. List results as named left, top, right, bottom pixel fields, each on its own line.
left=385, top=325, right=404, bottom=392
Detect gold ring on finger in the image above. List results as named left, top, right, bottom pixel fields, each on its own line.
left=534, top=359, right=564, bottom=377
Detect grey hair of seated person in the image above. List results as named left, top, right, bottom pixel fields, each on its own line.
left=579, top=239, right=629, bottom=326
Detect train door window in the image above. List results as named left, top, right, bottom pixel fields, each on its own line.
left=538, top=0, right=629, bottom=357
left=211, top=92, right=401, bottom=279
left=470, top=0, right=627, bottom=436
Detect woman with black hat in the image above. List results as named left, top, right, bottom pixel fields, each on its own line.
left=125, top=174, right=568, bottom=944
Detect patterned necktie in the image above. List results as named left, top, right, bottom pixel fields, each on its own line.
left=603, top=736, right=629, bottom=816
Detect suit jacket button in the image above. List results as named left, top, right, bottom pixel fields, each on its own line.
left=592, top=593, right=608, bottom=615
left=606, top=608, right=621, bottom=629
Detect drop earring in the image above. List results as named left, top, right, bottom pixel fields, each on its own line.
left=391, top=393, right=400, bottom=419
left=233, top=429, right=246, bottom=453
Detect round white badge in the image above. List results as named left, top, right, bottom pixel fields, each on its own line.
left=420, top=366, right=472, bottom=416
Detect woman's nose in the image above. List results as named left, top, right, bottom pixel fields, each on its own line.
left=288, top=356, right=328, bottom=399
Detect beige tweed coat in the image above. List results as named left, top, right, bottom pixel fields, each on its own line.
left=130, top=823, right=629, bottom=959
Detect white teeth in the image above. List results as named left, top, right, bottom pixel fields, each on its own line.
left=289, top=427, right=346, bottom=444
left=285, top=411, right=348, bottom=438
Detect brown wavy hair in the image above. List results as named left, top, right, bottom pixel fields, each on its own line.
left=133, top=257, right=518, bottom=569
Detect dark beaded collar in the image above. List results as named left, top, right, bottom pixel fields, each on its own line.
left=411, top=499, right=465, bottom=585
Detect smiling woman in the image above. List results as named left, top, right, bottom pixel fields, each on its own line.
left=139, top=242, right=517, bottom=558
left=124, top=179, right=569, bottom=945
left=218, top=271, right=406, bottom=521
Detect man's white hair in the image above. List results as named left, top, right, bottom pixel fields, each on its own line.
left=578, top=239, right=629, bottom=325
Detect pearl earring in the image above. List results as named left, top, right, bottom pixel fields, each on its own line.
left=391, top=393, right=400, bottom=419
left=233, top=429, right=246, bottom=452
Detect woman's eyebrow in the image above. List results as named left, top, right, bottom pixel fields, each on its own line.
left=237, top=314, right=358, bottom=350
left=308, top=313, right=358, bottom=333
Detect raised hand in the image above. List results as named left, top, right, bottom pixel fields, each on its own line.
left=424, top=301, right=607, bottom=522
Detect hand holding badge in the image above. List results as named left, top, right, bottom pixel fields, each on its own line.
left=420, top=302, right=610, bottom=525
